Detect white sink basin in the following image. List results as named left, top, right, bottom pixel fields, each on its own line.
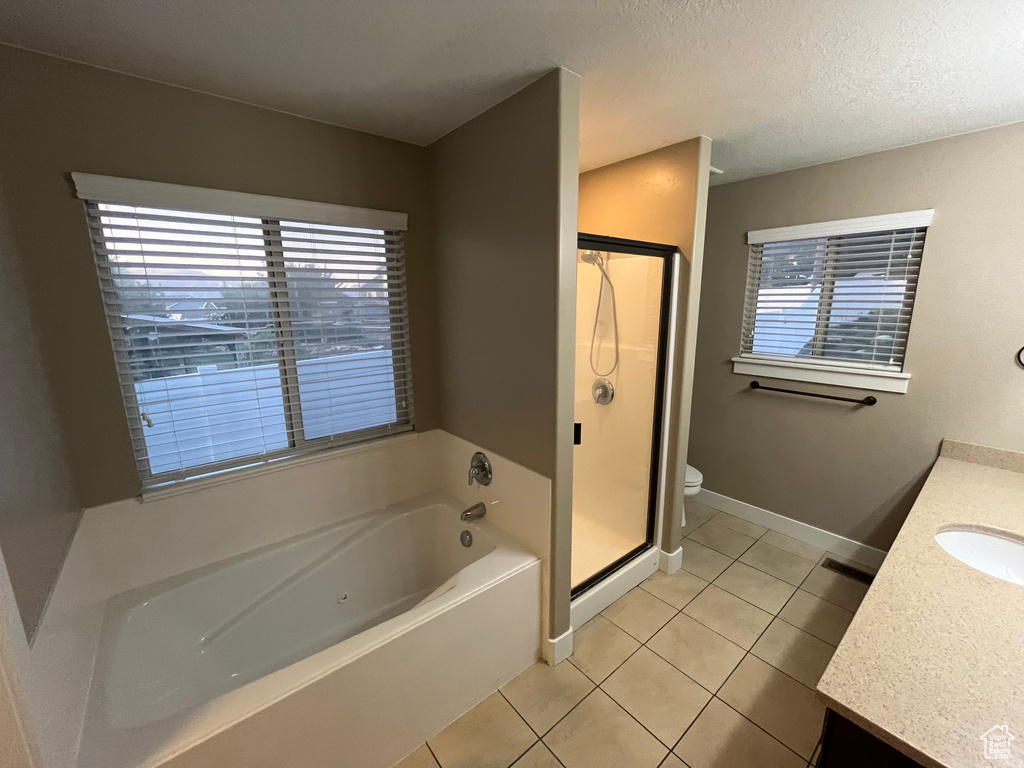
left=935, top=528, right=1024, bottom=586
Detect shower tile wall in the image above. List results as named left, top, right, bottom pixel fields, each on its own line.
left=572, top=254, right=665, bottom=587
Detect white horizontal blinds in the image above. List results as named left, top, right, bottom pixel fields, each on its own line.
left=741, top=227, right=926, bottom=370
left=276, top=219, right=412, bottom=440
left=84, top=201, right=413, bottom=487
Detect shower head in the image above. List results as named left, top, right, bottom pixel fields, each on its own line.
left=581, top=250, right=603, bottom=266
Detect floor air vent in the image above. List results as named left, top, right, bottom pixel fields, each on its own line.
left=821, top=557, right=875, bottom=585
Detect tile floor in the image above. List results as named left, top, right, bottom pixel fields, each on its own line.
left=396, top=500, right=875, bottom=768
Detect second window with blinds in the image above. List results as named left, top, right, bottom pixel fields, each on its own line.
left=733, top=210, right=933, bottom=393
left=74, top=174, right=414, bottom=490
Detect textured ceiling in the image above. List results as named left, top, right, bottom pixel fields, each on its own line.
left=2, top=0, right=1024, bottom=182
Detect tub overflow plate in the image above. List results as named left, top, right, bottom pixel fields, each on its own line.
left=460, top=530, right=473, bottom=548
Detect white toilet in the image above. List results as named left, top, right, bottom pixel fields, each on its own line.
left=684, top=464, right=703, bottom=497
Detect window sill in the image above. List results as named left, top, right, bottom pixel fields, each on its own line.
left=731, top=356, right=910, bottom=394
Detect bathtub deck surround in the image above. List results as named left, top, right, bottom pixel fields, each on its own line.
left=817, top=440, right=1024, bottom=768
left=396, top=500, right=870, bottom=768
left=34, top=429, right=551, bottom=768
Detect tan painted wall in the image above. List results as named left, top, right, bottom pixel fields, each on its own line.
left=0, top=179, right=81, bottom=640
left=430, top=69, right=580, bottom=640
left=431, top=70, right=571, bottom=478
left=0, top=44, right=442, bottom=510
left=578, top=137, right=712, bottom=554
left=691, top=122, right=1024, bottom=549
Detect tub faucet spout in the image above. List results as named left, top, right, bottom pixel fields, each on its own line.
left=461, top=502, right=486, bottom=521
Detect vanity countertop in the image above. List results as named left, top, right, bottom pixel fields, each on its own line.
left=817, top=439, right=1024, bottom=768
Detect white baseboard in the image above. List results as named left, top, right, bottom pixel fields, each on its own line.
left=694, top=489, right=887, bottom=570
left=659, top=547, right=682, bottom=574
left=569, top=547, right=659, bottom=631
left=545, top=626, right=573, bottom=665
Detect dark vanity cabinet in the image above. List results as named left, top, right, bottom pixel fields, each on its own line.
left=818, top=710, right=926, bottom=768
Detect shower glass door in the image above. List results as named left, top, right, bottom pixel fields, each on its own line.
left=571, top=234, right=675, bottom=596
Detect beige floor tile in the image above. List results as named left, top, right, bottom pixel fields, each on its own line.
left=711, top=512, right=768, bottom=539
left=751, top=618, right=836, bottom=688
left=640, top=568, right=708, bottom=610
left=718, top=655, right=827, bottom=759
left=682, top=585, right=773, bottom=650
left=739, top=541, right=816, bottom=586
left=778, top=589, right=854, bottom=646
left=602, top=647, right=712, bottom=747
left=647, top=613, right=745, bottom=691
left=569, top=615, right=641, bottom=683
left=501, top=661, right=594, bottom=735
left=760, top=530, right=826, bottom=562
left=602, top=587, right=678, bottom=642
left=800, top=563, right=870, bottom=611
left=714, top=561, right=796, bottom=614
left=679, top=539, right=733, bottom=582
left=394, top=744, right=440, bottom=768
left=660, top=755, right=689, bottom=768
left=511, top=742, right=563, bottom=768
left=428, top=691, right=536, bottom=768
left=674, top=698, right=804, bottom=768
left=680, top=518, right=707, bottom=539
left=683, top=499, right=717, bottom=523
left=544, top=689, right=668, bottom=768
left=681, top=503, right=714, bottom=538
left=688, top=522, right=756, bottom=559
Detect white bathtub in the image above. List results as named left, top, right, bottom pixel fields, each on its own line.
left=76, top=491, right=541, bottom=768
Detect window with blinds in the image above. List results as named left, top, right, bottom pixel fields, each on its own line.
left=75, top=175, right=413, bottom=489
left=741, top=225, right=927, bottom=371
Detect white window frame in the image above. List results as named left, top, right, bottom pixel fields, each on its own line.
left=733, top=210, right=934, bottom=394
left=73, top=173, right=413, bottom=493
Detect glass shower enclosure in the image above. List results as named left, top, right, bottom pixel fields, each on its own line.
left=571, top=234, right=677, bottom=596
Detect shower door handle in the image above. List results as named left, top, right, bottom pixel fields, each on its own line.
left=574, top=423, right=581, bottom=445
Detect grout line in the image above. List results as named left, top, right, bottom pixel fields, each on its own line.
left=709, top=510, right=771, bottom=540
left=688, top=520, right=759, bottom=561
left=567, top=548, right=835, bottom=767
left=771, top=614, right=839, bottom=650
left=713, top=696, right=814, bottom=764
left=563, top=589, right=706, bottom=756
left=707, top=570, right=793, bottom=617
left=464, top=536, right=856, bottom=768
left=496, top=687, right=542, bottom=739
left=675, top=548, right=827, bottom=750
left=597, top=683, right=676, bottom=756
left=425, top=741, right=442, bottom=767
left=669, top=692, right=716, bottom=753
left=505, top=737, right=541, bottom=768
left=548, top=642, right=646, bottom=733
left=707, top=559, right=818, bottom=758
left=536, top=739, right=569, bottom=768
left=668, top=553, right=782, bottom=754
left=795, top=557, right=868, bottom=611
left=714, top=584, right=834, bottom=756
left=543, top=745, right=569, bottom=768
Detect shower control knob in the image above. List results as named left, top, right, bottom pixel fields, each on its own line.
left=592, top=378, right=614, bottom=405
left=468, top=452, right=493, bottom=486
